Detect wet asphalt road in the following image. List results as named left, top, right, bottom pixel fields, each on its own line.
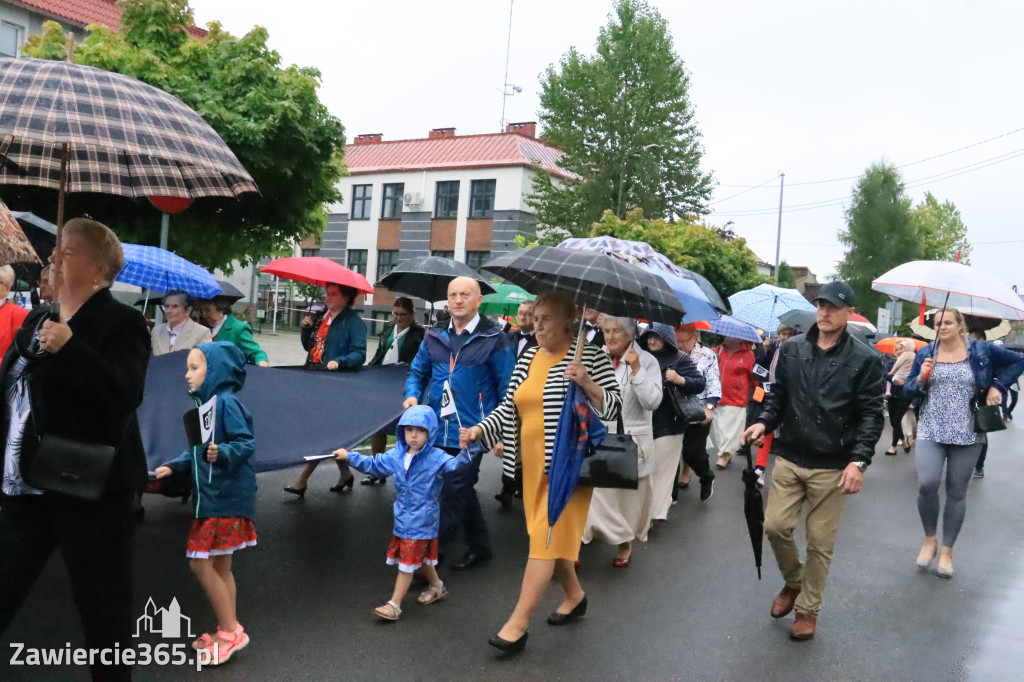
left=4, top=420, right=1024, bottom=681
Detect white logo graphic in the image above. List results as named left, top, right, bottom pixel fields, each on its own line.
left=134, top=597, right=195, bottom=639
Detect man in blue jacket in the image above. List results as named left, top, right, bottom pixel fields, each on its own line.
left=403, top=276, right=514, bottom=570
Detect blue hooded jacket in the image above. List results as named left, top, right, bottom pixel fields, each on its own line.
left=404, top=315, right=514, bottom=448
left=164, top=342, right=257, bottom=520
left=345, top=405, right=474, bottom=540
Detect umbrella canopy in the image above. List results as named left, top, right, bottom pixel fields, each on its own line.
left=728, top=283, right=816, bottom=333
left=375, top=255, right=496, bottom=300
left=738, top=442, right=764, bottom=579
left=849, top=313, right=877, bottom=333
left=909, top=308, right=1011, bottom=341
left=135, top=280, right=245, bottom=306
left=118, top=244, right=222, bottom=299
left=777, top=309, right=879, bottom=349
left=548, top=375, right=608, bottom=545
left=0, top=58, right=256, bottom=201
left=0, top=198, right=41, bottom=265
left=261, top=256, right=373, bottom=294
left=481, top=246, right=685, bottom=324
left=556, top=236, right=722, bottom=321
left=871, top=260, right=1024, bottom=321
left=875, top=337, right=928, bottom=354
left=706, top=315, right=763, bottom=344
left=479, top=283, right=535, bottom=316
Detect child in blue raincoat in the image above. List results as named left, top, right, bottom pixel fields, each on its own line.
left=334, top=405, right=474, bottom=621
left=155, top=342, right=256, bottom=665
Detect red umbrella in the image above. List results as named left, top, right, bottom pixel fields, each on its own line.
left=261, top=256, right=374, bottom=293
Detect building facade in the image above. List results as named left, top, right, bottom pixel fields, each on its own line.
left=313, top=122, right=570, bottom=321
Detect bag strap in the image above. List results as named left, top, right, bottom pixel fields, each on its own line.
left=616, top=413, right=625, bottom=434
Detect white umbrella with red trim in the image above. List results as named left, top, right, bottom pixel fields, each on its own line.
left=871, top=260, right=1024, bottom=321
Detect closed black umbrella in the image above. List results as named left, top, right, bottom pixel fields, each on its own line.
left=376, top=255, right=496, bottom=301
left=738, top=442, right=764, bottom=579
left=482, top=246, right=685, bottom=324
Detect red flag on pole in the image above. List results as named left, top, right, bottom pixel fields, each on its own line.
left=919, top=291, right=927, bottom=325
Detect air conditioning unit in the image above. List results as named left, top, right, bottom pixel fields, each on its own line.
left=403, top=192, right=423, bottom=206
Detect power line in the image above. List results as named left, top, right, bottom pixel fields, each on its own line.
left=709, top=174, right=779, bottom=205
left=715, top=126, right=1024, bottom=189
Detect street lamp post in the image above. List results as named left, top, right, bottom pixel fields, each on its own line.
left=617, top=143, right=661, bottom=217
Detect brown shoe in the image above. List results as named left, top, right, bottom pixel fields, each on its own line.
left=789, top=612, right=816, bottom=640
left=770, top=585, right=801, bottom=619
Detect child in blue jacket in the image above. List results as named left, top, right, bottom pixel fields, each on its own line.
left=155, top=342, right=257, bottom=665
left=334, top=405, right=474, bottom=621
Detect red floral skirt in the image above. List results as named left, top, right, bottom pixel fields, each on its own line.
left=385, top=536, right=439, bottom=573
left=186, top=517, right=257, bottom=559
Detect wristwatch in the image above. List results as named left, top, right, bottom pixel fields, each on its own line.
left=851, top=460, right=868, bottom=472
left=706, top=403, right=716, bottom=410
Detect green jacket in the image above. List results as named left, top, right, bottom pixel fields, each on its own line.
left=213, top=315, right=268, bottom=365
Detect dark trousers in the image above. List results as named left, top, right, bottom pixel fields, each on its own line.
left=888, top=395, right=911, bottom=447
left=439, top=447, right=490, bottom=556
left=0, top=492, right=136, bottom=682
left=682, top=420, right=715, bottom=484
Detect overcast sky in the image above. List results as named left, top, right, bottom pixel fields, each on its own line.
left=192, top=0, right=1024, bottom=291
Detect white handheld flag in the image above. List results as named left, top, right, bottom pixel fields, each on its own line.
left=199, top=396, right=216, bottom=482
left=440, top=380, right=457, bottom=418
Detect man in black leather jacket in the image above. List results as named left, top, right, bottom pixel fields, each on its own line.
left=742, top=281, right=884, bottom=642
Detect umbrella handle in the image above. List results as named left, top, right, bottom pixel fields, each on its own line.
left=574, top=315, right=586, bottom=363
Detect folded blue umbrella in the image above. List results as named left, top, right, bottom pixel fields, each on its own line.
left=547, top=381, right=608, bottom=547
left=118, top=244, right=222, bottom=299
left=708, top=314, right=763, bottom=344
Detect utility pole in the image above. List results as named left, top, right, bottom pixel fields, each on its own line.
left=773, top=172, right=785, bottom=282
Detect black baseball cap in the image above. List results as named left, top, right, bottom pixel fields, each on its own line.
left=813, top=281, right=855, bottom=308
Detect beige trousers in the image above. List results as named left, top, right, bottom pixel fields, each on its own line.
left=763, top=457, right=846, bottom=616
left=649, top=434, right=684, bottom=520
left=711, top=405, right=745, bottom=459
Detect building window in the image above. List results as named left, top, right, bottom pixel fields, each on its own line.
left=301, top=248, right=320, bottom=257
left=351, top=184, right=372, bottom=220
left=469, top=179, right=496, bottom=217
left=1, top=22, right=24, bottom=58
left=431, top=250, right=455, bottom=260
left=381, top=183, right=404, bottom=219
left=347, top=249, right=367, bottom=276
left=376, top=250, right=399, bottom=281
left=465, top=250, right=491, bottom=272
left=434, top=181, right=460, bottom=218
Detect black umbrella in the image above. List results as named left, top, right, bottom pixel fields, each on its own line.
left=7, top=211, right=55, bottom=285
left=738, top=442, right=764, bottom=579
left=376, top=255, right=496, bottom=301
left=481, top=246, right=685, bottom=324
left=777, top=309, right=879, bottom=350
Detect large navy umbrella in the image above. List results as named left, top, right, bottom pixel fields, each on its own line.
left=482, top=246, right=685, bottom=324
left=376, top=255, right=496, bottom=301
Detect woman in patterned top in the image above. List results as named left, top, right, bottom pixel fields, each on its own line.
left=461, top=292, right=621, bottom=654
left=904, top=308, right=1024, bottom=578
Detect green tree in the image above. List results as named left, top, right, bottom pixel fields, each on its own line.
left=13, top=1, right=345, bottom=272
left=776, top=261, right=797, bottom=289
left=589, top=209, right=766, bottom=298
left=529, top=0, right=713, bottom=236
left=911, top=192, right=971, bottom=263
left=837, top=162, right=917, bottom=318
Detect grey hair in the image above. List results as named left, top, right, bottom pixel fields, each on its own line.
left=602, top=315, right=636, bottom=339
left=0, top=265, right=13, bottom=289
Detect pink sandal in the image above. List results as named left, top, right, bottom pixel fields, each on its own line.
left=201, top=623, right=249, bottom=665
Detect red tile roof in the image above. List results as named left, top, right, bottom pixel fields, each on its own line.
left=8, top=0, right=207, bottom=38
left=345, top=132, right=577, bottom=181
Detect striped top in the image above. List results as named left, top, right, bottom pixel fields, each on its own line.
left=477, top=342, right=622, bottom=478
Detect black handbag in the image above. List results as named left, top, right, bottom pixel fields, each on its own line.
left=973, top=403, right=1006, bottom=433
left=666, top=384, right=706, bottom=423
left=23, top=433, right=116, bottom=502
left=578, top=416, right=639, bottom=490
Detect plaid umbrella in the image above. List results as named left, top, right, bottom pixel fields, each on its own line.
left=707, top=314, right=763, bottom=343
left=481, top=246, right=685, bottom=324
left=728, top=283, right=815, bottom=332
left=0, top=197, right=42, bottom=265
left=118, top=244, right=222, bottom=299
left=376, top=255, right=496, bottom=300
left=0, top=58, right=256, bottom=203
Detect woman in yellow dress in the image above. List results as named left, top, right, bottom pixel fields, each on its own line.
left=462, top=292, right=621, bottom=654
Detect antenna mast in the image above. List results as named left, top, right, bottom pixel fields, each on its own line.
left=500, top=0, right=517, bottom=131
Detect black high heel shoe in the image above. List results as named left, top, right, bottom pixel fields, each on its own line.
left=330, top=476, right=355, bottom=493
left=547, top=595, right=587, bottom=625
left=488, top=631, right=528, bottom=654
left=283, top=485, right=306, bottom=498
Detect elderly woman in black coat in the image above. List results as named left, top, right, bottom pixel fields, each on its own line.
left=639, top=322, right=706, bottom=520
left=0, top=218, right=150, bottom=682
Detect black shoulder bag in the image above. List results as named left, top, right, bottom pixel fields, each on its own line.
left=578, top=414, right=639, bottom=490
left=972, top=388, right=1006, bottom=433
